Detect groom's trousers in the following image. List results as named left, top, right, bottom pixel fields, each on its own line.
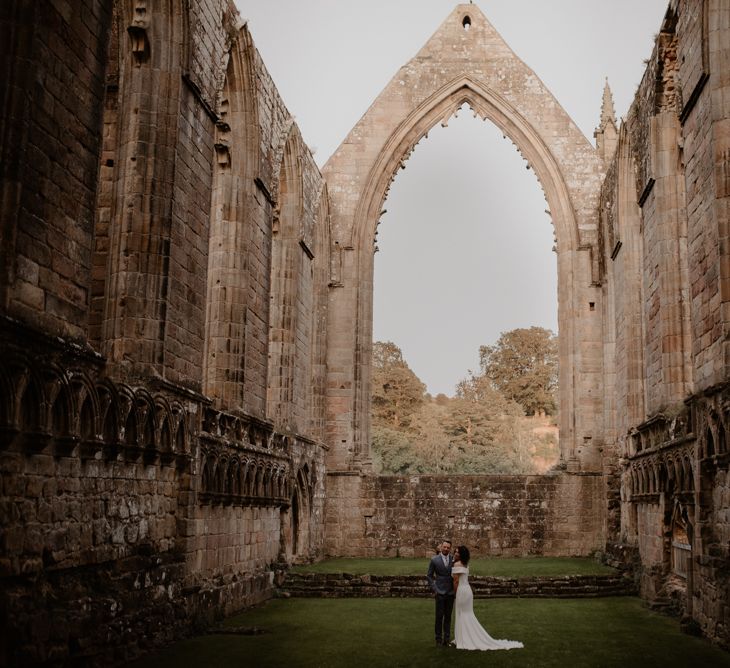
left=434, top=593, right=454, bottom=643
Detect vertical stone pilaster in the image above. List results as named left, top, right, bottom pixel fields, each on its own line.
left=709, top=0, right=730, bottom=383
left=325, top=246, right=359, bottom=470
left=101, top=2, right=184, bottom=380
left=641, top=110, right=693, bottom=412
left=267, top=129, right=318, bottom=435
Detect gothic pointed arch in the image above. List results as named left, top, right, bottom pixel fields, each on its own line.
left=204, top=23, right=262, bottom=412
left=101, top=0, right=192, bottom=382
left=267, top=125, right=324, bottom=436
left=323, top=3, right=604, bottom=469
left=353, top=76, right=580, bottom=252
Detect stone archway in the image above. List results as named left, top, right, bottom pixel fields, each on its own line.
left=323, top=3, right=604, bottom=472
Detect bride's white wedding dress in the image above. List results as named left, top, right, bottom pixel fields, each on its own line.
left=452, top=565, right=524, bottom=651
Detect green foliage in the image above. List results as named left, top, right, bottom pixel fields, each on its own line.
left=370, top=334, right=559, bottom=476
left=479, top=326, right=558, bottom=416
left=371, top=425, right=419, bottom=475
left=532, top=432, right=559, bottom=459
left=371, top=341, right=426, bottom=429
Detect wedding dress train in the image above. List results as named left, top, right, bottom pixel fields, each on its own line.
left=452, top=565, right=524, bottom=651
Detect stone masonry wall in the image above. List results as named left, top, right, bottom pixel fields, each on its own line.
left=0, top=0, right=330, bottom=665
left=282, top=572, right=635, bottom=599
left=598, top=0, right=730, bottom=649
left=2, top=0, right=730, bottom=662
left=0, top=0, right=113, bottom=340
left=325, top=472, right=605, bottom=558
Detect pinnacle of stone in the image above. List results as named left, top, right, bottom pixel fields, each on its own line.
left=600, top=78, right=617, bottom=130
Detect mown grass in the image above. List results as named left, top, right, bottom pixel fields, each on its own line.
left=131, top=597, right=730, bottom=668
left=289, top=556, right=615, bottom=577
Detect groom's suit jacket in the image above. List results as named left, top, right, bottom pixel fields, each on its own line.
left=426, top=554, right=454, bottom=596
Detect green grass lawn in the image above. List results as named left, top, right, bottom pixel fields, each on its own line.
left=290, top=556, right=616, bottom=577
left=131, top=598, right=730, bottom=668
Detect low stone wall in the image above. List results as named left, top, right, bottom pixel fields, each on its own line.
left=324, top=472, right=605, bottom=557
left=1, top=554, right=274, bottom=666
left=281, top=572, right=636, bottom=598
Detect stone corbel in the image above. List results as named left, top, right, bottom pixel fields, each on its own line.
left=214, top=120, right=231, bottom=167
left=214, top=142, right=231, bottom=168
left=329, top=241, right=343, bottom=287
left=127, top=3, right=150, bottom=65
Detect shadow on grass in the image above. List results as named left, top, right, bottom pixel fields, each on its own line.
left=131, top=597, right=730, bottom=668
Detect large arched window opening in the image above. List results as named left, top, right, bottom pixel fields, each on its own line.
left=371, top=105, right=559, bottom=475
left=323, top=6, right=605, bottom=474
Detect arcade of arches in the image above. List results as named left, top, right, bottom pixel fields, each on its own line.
left=0, top=0, right=729, bottom=663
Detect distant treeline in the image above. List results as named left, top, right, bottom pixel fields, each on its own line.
left=371, top=327, right=559, bottom=475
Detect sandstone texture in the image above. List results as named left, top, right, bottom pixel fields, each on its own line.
left=0, top=0, right=729, bottom=663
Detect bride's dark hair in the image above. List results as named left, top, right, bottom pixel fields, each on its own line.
left=457, top=545, right=471, bottom=565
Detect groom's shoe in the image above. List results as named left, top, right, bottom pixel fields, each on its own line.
left=435, top=638, right=442, bottom=647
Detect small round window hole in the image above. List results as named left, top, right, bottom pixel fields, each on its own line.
left=462, top=15, right=471, bottom=30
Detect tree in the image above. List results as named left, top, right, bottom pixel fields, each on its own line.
left=371, top=425, right=420, bottom=474
left=371, top=341, right=426, bottom=429
left=410, top=402, right=453, bottom=473
left=479, top=327, right=558, bottom=416
left=369, top=338, right=551, bottom=475
left=434, top=393, right=450, bottom=406
left=446, top=374, right=522, bottom=446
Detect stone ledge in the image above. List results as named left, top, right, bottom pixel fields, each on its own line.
left=280, top=572, right=636, bottom=599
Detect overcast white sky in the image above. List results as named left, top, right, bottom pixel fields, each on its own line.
left=237, top=1, right=668, bottom=396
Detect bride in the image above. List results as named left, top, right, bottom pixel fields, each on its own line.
left=451, top=546, right=524, bottom=651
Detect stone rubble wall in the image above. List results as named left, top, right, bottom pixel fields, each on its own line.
left=324, top=473, right=605, bottom=558
left=282, top=572, right=636, bottom=599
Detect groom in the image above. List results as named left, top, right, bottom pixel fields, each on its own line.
left=426, top=539, right=454, bottom=646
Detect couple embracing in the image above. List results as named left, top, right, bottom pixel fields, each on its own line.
left=426, top=539, right=524, bottom=651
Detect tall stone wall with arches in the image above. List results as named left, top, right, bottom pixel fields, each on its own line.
left=1, top=0, right=730, bottom=663
left=0, top=0, right=329, bottom=664
left=598, top=0, right=730, bottom=648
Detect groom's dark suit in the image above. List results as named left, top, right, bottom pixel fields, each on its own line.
left=426, top=552, right=454, bottom=645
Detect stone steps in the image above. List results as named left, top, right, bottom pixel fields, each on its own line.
left=280, top=572, right=636, bottom=599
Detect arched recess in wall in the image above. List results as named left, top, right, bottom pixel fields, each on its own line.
left=602, top=123, right=647, bottom=452
left=348, top=78, right=582, bottom=466
left=615, top=125, right=647, bottom=430
left=99, top=0, right=186, bottom=372
left=293, top=466, right=312, bottom=559
left=290, top=488, right=300, bottom=556
left=267, top=127, right=312, bottom=434
left=203, top=26, right=260, bottom=412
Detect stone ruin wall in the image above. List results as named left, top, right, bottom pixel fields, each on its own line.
left=598, top=0, right=730, bottom=648
left=0, top=0, right=329, bottom=664
left=325, top=473, right=605, bottom=558
left=1, top=0, right=730, bottom=663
